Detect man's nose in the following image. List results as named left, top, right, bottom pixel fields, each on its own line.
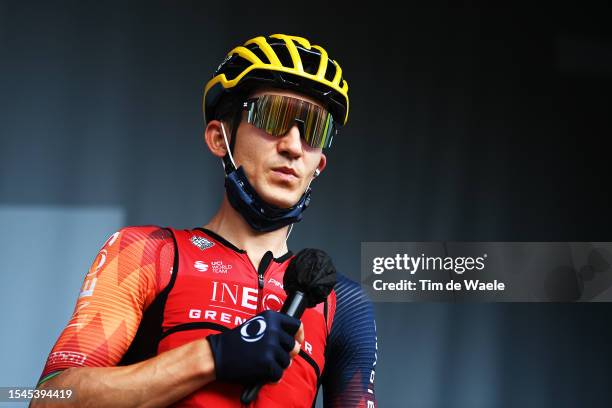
left=277, top=124, right=303, bottom=159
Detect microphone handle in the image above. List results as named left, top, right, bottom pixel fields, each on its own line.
left=240, top=291, right=306, bottom=405
left=241, top=384, right=262, bottom=405
left=281, top=291, right=306, bottom=317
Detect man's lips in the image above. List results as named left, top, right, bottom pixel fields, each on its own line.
left=271, top=166, right=299, bottom=177
left=270, top=166, right=300, bottom=183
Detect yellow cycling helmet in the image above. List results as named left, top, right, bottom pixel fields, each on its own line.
left=204, top=34, right=349, bottom=126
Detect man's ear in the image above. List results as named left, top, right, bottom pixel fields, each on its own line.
left=314, top=153, right=327, bottom=177
left=204, top=120, right=229, bottom=158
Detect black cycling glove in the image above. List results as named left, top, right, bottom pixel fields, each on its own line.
left=207, top=310, right=301, bottom=384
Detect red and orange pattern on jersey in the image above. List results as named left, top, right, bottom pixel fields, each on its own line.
left=37, top=226, right=174, bottom=385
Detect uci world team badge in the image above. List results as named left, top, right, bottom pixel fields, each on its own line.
left=191, top=235, right=214, bottom=251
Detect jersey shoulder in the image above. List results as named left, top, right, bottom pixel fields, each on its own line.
left=334, top=272, right=366, bottom=298
left=329, top=272, right=375, bottom=335
left=106, top=225, right=175, bottom=262
left=110, top=225, right=176, bottom=293
left=111, top=225, right=174, bottom=245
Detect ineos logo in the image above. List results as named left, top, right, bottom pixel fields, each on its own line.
left=240, top=316, right=267, bottom=343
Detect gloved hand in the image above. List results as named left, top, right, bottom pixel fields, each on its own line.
left=207, top=310, right=301, bottom=384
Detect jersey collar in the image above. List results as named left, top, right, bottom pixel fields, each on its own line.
left=195, top=227, right=293, bottom=263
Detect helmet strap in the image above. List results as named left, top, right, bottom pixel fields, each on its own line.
left=221, top=99, right=244, bottom=175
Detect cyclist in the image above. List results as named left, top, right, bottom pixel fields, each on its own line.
left=33, top=34, right=377, bottom=408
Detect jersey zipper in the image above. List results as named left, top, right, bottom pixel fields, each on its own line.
left=256, top=251, right=274, bottom=313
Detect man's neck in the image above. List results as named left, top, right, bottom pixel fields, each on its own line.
left=204, top=195, right=290, bottom=269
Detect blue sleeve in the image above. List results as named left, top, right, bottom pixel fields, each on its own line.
left=322, top=273, right=377, bottom=408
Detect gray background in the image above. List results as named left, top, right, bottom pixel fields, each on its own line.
left=1, top=2, right=612, bottom=407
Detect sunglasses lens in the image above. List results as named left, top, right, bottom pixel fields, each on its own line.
left=302, top=103, right=335, bottom=149
left=247, top=95, right=336, bottom=149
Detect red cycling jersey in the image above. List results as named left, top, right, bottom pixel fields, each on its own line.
left=38, top=226, right=377, bottom=407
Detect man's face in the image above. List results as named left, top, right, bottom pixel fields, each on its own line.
left=230, top=89, right=327, bottom=209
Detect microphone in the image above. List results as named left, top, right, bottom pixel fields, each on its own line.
left=240, top=248, right=337, bottom=404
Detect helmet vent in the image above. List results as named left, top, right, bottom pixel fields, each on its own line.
left=222, top=55, right=251, bottom=81
left=269, top=42, right=294, bottom=68
left=297, top=47, right=320, bottom=76
left=324, top=61, right=337, bottom=83
left=246, top=43, right=272, bottom=65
